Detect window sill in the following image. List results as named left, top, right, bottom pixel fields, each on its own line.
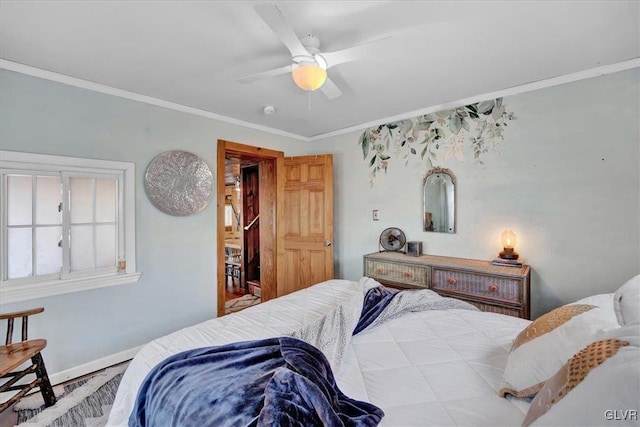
left=0, top=272, right=142, bottom=304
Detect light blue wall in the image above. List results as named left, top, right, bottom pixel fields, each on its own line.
left=0, top=69, right=307, bottom=373
left=1, top=68, right=638, bottom=376
left=310, top=69, right=640, bottom=318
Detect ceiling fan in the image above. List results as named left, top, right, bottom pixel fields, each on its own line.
left=238, top=3, right=387, bottom=99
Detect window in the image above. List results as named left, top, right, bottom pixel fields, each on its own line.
left=225, top=200, right=233, bottom=230
left=1, top=151, right=139, bottom=303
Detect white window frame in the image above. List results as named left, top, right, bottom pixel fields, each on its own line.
left=0, top=151, right=140, bottom=303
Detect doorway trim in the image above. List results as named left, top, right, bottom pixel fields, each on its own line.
left=217, top=140, right=284, bottom=317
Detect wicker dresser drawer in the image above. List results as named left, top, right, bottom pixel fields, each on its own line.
left=431, top=268, right=522, bottom=305
left=363, top=252, right=530, bottom=319
left=464, top=300, right=524, bottom=318
left=365, top=259, right=428, bottom=288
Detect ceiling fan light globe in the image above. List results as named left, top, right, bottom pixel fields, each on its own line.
left=292, top=64, right=327, bottom=91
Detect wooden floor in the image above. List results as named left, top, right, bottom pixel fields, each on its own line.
left=225, top=277, right=247, bottom=301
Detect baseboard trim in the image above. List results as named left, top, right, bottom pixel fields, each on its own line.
left=49, top=345, right=142, bottom=385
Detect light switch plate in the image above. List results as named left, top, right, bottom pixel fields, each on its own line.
left=373, top=210, right=379, bottom=221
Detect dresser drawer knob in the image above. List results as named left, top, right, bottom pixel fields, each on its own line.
left=448, top=277, right=457, bottom=285
left=377, top=267, right=384, bottom=273
left=404, top=271, right=413, bottom=277
left=489, top=284, right=499, bottom=292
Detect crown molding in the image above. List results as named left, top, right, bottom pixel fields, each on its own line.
left=0, top=59, right=308, bottom=142
left=308, top=58, right=640, bottom=141
left=2, top=58, right=638, bottom=143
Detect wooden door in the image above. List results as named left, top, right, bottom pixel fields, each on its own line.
left=278, top=155, right=334, bottom=296
left=217, top=140, right=283, bottom=317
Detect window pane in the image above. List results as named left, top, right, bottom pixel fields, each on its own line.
left=36, top=176, right=62, bottom=225
left=36, top=226, right=62, bottom=275
left=7, top=228, right=32, bottom=279
left=225, top=205, right=233, bottom=227
left=95, top=224, right=116, bottom=268
left=70, top=224, right=94, bottom=271
left=70, top=177, right=94, bottom=223
left=95, top=179, right=116, bottom=223
left=7, top=175, right=32, bottom=226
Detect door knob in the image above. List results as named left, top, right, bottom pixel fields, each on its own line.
left=324, top=241, right=332, bottom=247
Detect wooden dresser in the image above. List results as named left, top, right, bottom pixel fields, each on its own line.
left=363, top=252, right=531, bottom=319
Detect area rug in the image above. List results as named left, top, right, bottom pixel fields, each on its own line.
left=225, top=294, right=261, bottom=314
left=15, top=363, right=128, bottom=427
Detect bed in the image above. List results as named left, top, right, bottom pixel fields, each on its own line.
left=106, top=276, right=640, bottom=427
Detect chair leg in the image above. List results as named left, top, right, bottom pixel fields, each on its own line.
left=32, top=352, right=56, bottom=407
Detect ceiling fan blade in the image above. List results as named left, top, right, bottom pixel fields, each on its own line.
left=255, top=4, right=310, bottom=58
left=321, top=36, right=392, bottom=68
left=321, top=77, right=342, bottom=99
left=237, top=64, right=292, bottom=84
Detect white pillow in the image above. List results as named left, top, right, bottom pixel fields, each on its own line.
left=499, top=299, right=620, bottom=398
left=524, top=323, right=640, bottom=426
left=613, top=274, right=640, bottom=326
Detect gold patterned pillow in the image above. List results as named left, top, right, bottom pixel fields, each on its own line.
left=523, top=323, right=639, bottom=426
left=499, top=302, right=620, bottom=398
left=511, top=304, right=595, bottom=350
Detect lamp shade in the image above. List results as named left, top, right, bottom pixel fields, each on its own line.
left=501, top=230, right=516, bottom=249
left=499, top=229, right=519, bottom=260
left=292, top=64, right=327, bottom=91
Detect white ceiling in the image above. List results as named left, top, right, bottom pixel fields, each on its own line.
left=1, top=1, right=638, bottom=140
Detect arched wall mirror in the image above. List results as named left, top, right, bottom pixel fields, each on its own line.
left=423, top=167, right=456, bottom=233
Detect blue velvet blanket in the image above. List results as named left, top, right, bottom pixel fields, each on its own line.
left=129, top=286, right=419, bottom=427
left=353, top=285, right=399, bottom=335
left=129, top=337, right=384, bottom=427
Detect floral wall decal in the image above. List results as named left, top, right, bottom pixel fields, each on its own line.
left=358, top=98, right=517, bottom=185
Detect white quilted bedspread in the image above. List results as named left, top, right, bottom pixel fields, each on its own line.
left=336, top=308, right=531, bottom=426
left=108, top=279, right=532, bottom=426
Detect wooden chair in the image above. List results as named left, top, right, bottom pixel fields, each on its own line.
left=0, top=307, right=56, bottom=412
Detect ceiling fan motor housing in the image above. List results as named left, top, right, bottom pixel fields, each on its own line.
left=300, top=33, right=320, bottom=53
left=293, top=34, right=326, bottom=69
